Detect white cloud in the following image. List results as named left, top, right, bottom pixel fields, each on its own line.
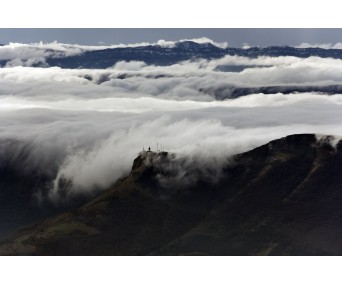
left=113, top=61, right=147, bottom=71
left=242, top=42, right=252, bottom=49
left=296, top=42, right=342, bottom=49
left=1, top=93, right=342, bottom=113
left=2, top=92, right=342, bottom=203
left=178, top=37, right=228, bottom=48
left=1, top=53, right=342, bottom=203
left=47, top=105, right=342, bottom=201
left=2, top=55, right=342, bottom=107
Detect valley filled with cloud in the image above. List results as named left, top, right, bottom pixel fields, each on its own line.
left=1, top=40, right=342, bottom=204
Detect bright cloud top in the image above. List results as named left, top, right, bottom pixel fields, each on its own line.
left=1, top=50, right=342, bottom=203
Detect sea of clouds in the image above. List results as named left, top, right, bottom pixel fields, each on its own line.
left=1, top=41, right=342, bottom=203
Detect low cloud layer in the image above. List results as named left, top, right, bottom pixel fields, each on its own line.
left=1, top=50, right=342, bottom=204
left=1, top=55, right=342, bottom=105
left=2, top=97, right=342, bottom=203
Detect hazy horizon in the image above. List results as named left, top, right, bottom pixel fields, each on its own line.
left=2, top=29, right=342, bottom=48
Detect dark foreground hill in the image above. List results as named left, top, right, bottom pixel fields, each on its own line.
left=0, top=134, right=341, bottom=255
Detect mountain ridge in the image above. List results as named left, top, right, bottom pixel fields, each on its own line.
left=46, top=43, right=342, bottom=69
left=3, top=41, right=342, bottom=68
left=0, top=134, right=341, bottom=255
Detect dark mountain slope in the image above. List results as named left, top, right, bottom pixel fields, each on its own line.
left=0, top=139, right=89, bottom=240
left=0, top=134, right=341, bottom=255
left=0, top=140, right=58, bottom=239
left=161, top=135, right=342, bottom=255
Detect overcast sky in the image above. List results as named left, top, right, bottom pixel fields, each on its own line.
left=1, top=29, right=342, bottom=47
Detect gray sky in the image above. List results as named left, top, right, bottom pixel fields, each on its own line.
left=1, top=29, right=342, bottom=47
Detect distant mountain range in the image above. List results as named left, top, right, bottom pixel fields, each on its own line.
left=1, top=134, right=341, bottom=255
left=46, top=42, right=342, bottom=68
left=2, top=41, right=342, bottom=69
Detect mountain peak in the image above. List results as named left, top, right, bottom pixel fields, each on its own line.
left=175, top=40, right=218, bottom=50
left=1, top=134, right=342, bottom=255
left=132, top=150, right=169, bottom=171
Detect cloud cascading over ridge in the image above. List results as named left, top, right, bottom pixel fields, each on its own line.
left=1, top=45, right=342, bottom=203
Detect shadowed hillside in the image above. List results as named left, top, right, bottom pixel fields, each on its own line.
left=0, top=134, right=341, bottom=255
